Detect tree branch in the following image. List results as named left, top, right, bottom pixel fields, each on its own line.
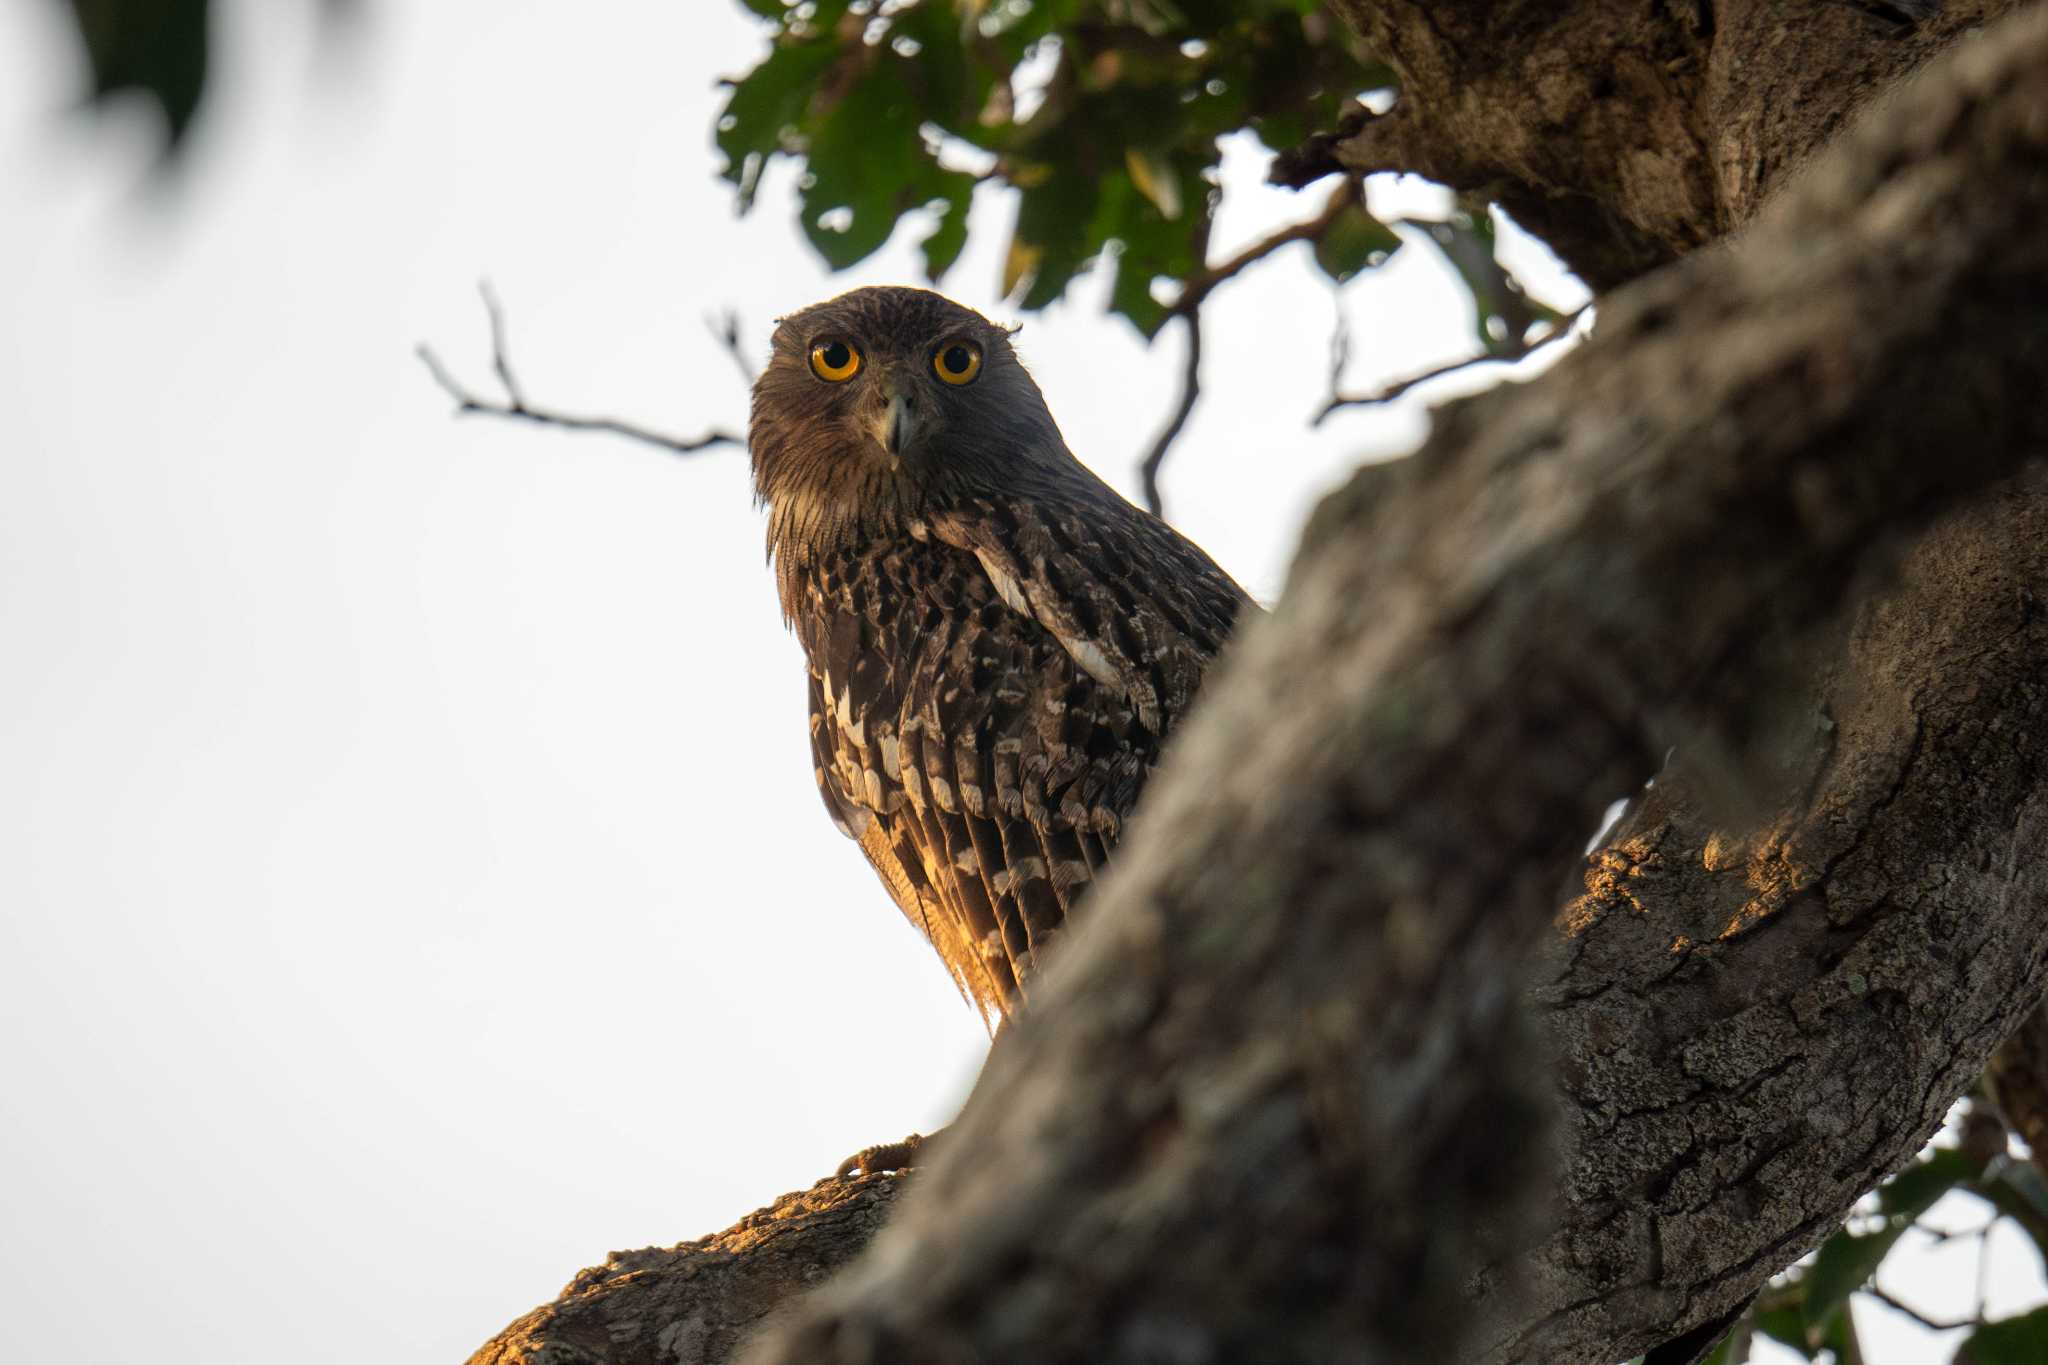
left=466, top=8, right=2048, bottom=1364
left=736, top=15, right=2048, bottom=1363
left=417, top=282, right=742, bottom=458
left=1319, top=0, right=2019, bottom=289
left=1866, top=1285, right=1978, bottom=1334
left=1176, top=178, right=1360, bottom=317
left=1314, top=303, right=1588, bottom=422
left=1137, top=309, right=1200, bottom=519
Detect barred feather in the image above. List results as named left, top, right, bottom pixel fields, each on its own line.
left=755, top=287, right=1251, bottom=1024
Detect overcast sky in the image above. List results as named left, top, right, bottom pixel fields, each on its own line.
left=0, top=3, right=2037, bottom=1363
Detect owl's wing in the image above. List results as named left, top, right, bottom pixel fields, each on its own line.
left=923, top=495, right=1250, bottom=735
left=807, top=495, right=1252, bottom=1023
left=807, top=667, right=1006, bottom=1018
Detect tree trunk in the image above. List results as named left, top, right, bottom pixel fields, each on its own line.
left=1315, top=0, right=2025, bottom=289
left=469, top=5, right=2048, bottom=1364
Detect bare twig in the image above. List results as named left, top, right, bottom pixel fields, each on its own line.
left=1138, top=309, right=1201, bottom=519
left=1866, top=1285, right=1978, bottom=1334
left=481, top=280, right=526, bottom=408
left=417, top=281, right=742, bottom=458
left=1133, top=184, right=1363, bottom=516
left=1314, top=302, right=1591, bottom=424
left=1173, top=178, right=1361, bottom=318
left=707, top=307, right=758, bottom=386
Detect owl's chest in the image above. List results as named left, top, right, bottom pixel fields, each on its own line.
left=799, top=542, right=1037, bottom=700
left=795, top=537, right=1139, bottom=749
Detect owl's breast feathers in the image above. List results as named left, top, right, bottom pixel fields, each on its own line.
left=797, top=494, right=1250, bottom=1023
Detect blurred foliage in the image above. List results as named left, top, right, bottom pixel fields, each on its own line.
left=1675, top=1119, right=2048, bottom=1365
left=52, top=0, right=356, bottom=150
left=718, top=0, right=1399, bottom=337
left=60, top=0, right=212, bottom=144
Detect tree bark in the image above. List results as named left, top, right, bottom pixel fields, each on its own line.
left=468, top=1179, right=909, bottom=1365
left=1313, top=0, right=2023, bottom=290
left=469, top=6, right=2048, bottom=1364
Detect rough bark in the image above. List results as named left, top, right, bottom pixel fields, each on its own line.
left=725, top=20, right=2048, bottom=1357
left=467, top=1178, right=909, bottom=1365
left=1515, top=473, right=2048, bottom=1361
left=1311, top=0, right=2023, bottom=290
left=470, top=7, right=2048, bottom=1364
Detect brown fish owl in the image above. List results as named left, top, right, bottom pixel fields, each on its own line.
left=751, top=286, right=1250, bottom=1026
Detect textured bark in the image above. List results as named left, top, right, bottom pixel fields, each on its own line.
left=1514, top=474, right=2048, bottom=1361
left=1314, top=0, right=2022, bottom=289
left=470, top=7, right=2048, bottom=1365
left=730, top=15, right=2046, bottom=1364
left=466, top=1178, right=908, bottom=1365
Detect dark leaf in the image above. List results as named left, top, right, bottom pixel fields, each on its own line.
left=1957, top=1307, right=2048, bottom=1364
left=919, top=174, right=978, bottom=283
left=61, top=0, right=211, bottom=146
left=1754, top=1303, right=1816, bottom=1357
left=1878, top=1147, right=1973, bottom=1219
left=1312, top=202, right=1401, bottom=284
left=1802, top=1227, right=1905, bottom=1336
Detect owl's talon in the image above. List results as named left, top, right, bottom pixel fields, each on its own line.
left=835, top=1130, right=937, bottom=1178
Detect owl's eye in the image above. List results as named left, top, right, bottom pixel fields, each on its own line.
left=932, top=340, right=983, bottom=386
left=809, top=339, right=862, bottom=383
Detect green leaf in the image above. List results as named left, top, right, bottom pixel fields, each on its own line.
left=1009, top=167, right=1101, bottom=308
left=1957, top=1307, right=2048, bottom=1364
left=1755, top=1304, right=1816, bottom=1357
left=61, top=0, right=212, bottom=148
left=715, top=35, right=840, bottom=209
left=719, top=0, right=1401, bottom=318
left=1125, top=146, right=1183, bottom=220
left=919, top=174, right=977, bottom=283
left=1802, top=1227, right=1906, bottom=1336
left=1878, top=1147, right=1972, bottom=1220
left=1108, top=251, right=1172, bottom=339
left=1312, top=202, right=1401, bottom=285
left=1411, top=210, right=1560, bottom=354
left=797, top=58, right=979, bottom=270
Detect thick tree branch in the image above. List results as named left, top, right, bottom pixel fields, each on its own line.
left=1318, top=0, right=2022, bottom=289
left=468, top=8, right=2048, bottom=1364
left=418, top=282, right=742, bottom=457
left=727, top=14, right=2041, bottom=1364
left=467, top=1177, right=909, bottom=1365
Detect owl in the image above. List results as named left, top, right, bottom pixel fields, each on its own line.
left=751, top=286, right=1251, bottom=1028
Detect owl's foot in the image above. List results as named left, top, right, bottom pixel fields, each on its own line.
left=835, top=1128, right=943, bottom=1178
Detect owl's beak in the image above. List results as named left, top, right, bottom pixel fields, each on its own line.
left=869, top=378, right=920, bottom=462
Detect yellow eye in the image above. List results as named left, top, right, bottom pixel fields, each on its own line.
left=809, top=338, right=862, bottom=383
left=933, top=340, right=983, bottom=386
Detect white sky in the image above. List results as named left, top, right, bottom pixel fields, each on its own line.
left=0, top=3, right=2036, bottom=1363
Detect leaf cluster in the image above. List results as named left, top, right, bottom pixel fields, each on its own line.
left=1679, top=1136, right=2048, bottom=1365
left=717, top=0, right=1393, bottom=336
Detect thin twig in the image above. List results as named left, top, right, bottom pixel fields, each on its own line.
left=1172, top=178, right=1360, bottom=320
left=1866, top=1285, right=1978, bottom=1334
left=706, top=307, right=758, bottom=386
left=481, top=281, right=526, bottom=408
left=1138, top=309, right=1201, bottom=519
left=417, top=281, right=741, bottom=458
left=1135, top=187, right=1362, bottom=516
left=1315, top=302, right=1592, bottom=425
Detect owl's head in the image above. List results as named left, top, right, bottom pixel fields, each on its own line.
left=750, top=287, right=1073, bottom=558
